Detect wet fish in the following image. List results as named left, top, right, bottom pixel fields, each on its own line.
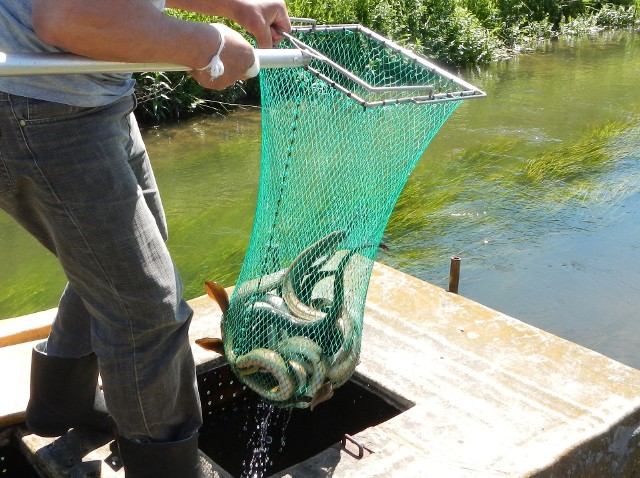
left=278, top=336, right=325, bottom=399
left=204, top=281, right=230, bottom=314
left=234, top=348, right=296, bottom=402
left=197, top=233, right=367, bottom=408
left=196, top=281, right=230, bottom=354
left=281, top=231, right=346, bottom=322
left=195, top=337, right=225, bottom=354
left=309, top=380, right=334, bottom=411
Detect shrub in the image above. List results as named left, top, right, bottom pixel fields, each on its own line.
left=287, top=0, right=374, bottom=24
left=132, top=2, right=639, bottom=122
left=461, top=0, right=499, bottom=27
left=593, top=4, right=637, bottom=26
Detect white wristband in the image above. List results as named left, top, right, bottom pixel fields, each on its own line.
left=244, top=50, right=260, bottom=78
left=198, top=24, right=225, bottom=80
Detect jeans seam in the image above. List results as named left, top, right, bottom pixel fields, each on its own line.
left=8, top=96, right=126, bottom=315
left=124, top=110, right=151, bottom=437
left=0, top=148, right=14, bottom=194
left=8, top=94, right=152, bottom=437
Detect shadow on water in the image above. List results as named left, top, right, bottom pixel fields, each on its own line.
left=2, top=32, right=640, bottom=370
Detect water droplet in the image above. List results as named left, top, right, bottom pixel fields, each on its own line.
left=265, top=436, right=272, bottom=444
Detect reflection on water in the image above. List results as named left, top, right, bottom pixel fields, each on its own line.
left=1, top=32, right=639, bottom=369
left=383, top=30, right=640, bottom=368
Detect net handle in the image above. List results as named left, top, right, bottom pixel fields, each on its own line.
left=0, top=49, right=311, bottom=76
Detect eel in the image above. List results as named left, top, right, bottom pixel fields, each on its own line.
left=197, top=232, right=368, bottom=407
left=204, top=281, right=230, bottom=314
left=278, top=336, right=325, bottom=398
left=196, top=281, right=229, bottom=353
left=326, top=308, right=360, bottom=387
left=281, top=231, right=346, bottom=322
left=233, top=348, right=296, bottom=402
left=309, top=380, right=334, bottom=411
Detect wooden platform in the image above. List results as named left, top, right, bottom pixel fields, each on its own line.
left=2, top=263, right=640, bottom=477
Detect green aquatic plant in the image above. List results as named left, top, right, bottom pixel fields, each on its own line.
left=515, top=119, right=640, bottom=212
left=379, top=118, right=639, bottom=286
left=521, top=120, right=633, bottom=184
left=386, top=137, right=522, bottom=237
left=385, top=119, right=639, bottom=250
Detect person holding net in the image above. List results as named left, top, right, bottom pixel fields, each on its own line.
left=0, top=1, right=290, bottom=476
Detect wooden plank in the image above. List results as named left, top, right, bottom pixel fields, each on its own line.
left=5, top=264, right=640, bottom=476
left=0, top=309, right=54, bottom=348
left=0, top=340, right=37, bottom=427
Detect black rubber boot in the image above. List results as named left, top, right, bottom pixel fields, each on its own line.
left=26, top=341, right=114, bottom=437
left=116, top=433, right=201, bottom=478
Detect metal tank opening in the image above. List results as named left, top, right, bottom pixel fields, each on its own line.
left=197, top=364, right=412, bottom=477
left=0, top=440, right=40, bottom=478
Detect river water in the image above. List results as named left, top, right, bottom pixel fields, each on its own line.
left=1, top=31, right=639, bottom=368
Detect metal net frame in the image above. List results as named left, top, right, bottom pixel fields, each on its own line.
left=220, top=22, right=485, bottom=409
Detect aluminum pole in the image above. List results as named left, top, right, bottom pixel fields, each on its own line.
left=0, top=49, right=311, bottom=76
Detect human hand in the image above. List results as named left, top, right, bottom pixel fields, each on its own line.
left=224, top=0, right=291, bottom=48
left=189, top=23, right=257, bottom=91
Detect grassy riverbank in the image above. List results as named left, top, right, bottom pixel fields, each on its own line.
left=135, top=1, right=638, bottom=122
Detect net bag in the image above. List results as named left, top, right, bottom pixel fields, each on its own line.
left=221, top=23, right=484, bottom=409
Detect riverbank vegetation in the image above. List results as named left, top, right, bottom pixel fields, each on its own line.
left=135, top=1, right=638, bottom=122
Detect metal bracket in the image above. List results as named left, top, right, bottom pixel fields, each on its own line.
left=289, top=17, right=318, bottom=30
left=341, top=433, right=370, bottom=459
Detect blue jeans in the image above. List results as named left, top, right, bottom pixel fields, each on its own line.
left=0, top=92, right=202, bottom=442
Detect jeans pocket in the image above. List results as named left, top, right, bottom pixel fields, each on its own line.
left=6, top=95, right=94, bottom=124
left=12, top=94, right=135, bottom=124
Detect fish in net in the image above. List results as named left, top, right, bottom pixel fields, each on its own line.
left=197, top=22, right=485, bottom=409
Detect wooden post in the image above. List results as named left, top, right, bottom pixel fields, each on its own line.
left=448, top=256, right=461, bottom=294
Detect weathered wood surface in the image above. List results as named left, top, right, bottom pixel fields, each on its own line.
left=2, top=263, right=640, bottom=477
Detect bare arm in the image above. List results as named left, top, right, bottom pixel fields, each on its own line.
left=31, top=0, right=260, bottom=90
left=165, top=0, right=291, bottom=48
left=32, top=0, right=218, bottom=69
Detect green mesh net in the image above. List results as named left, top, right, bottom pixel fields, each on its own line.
left=220, top=24, right=484, bottom=409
